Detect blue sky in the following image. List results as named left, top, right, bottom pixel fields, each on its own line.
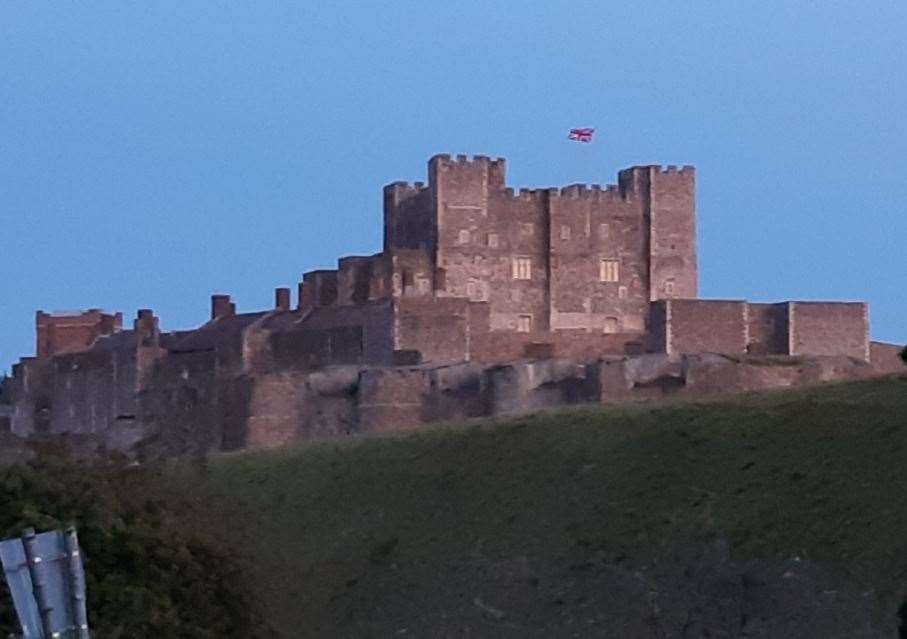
left=1, top=2, right=904, bottom=370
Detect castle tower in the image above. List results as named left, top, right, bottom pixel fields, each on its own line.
left=380, top=156, right=698, bottom=337
left=619, top=166, right=698, bottom=301
left=428, top=154, right=552, bottom=331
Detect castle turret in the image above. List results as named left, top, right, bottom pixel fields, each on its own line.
left=619, top=165, right=697, bottom=301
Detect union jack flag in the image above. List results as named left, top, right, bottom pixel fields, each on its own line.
left=568, top=127, right=595, bottom=143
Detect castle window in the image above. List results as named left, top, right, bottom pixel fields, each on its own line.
left=604, top=316, right=620, bottom=334
left=560, top=225, right=571, bottom=240
left=487, top=233, right=499, bottom=248
left=521, top=223, right=535, bottom=236
left=517, top=315, right=532, bottom=333
left=458, top=229, right=470, bottom=245
left=402, top=269, right=414, bottom=287
left=599, top=223, right=610, bottom=239
left=618, top=286, right=628, bottom=299
left=599, top=258, right=619, bottom=282
left=513, top=257, right=532, bottom=280
left=466, top=280, right=476, bottom=299
left=665, top=278, right=675, bottom=295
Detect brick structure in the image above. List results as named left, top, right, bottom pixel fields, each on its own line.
left=36, top=310, right=122, bottom=358
left=6, top=154, right=887, bottom=453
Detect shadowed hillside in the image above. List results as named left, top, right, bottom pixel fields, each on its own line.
left=205, top=376, right=907, bottom=637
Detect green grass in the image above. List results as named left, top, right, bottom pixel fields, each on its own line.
left=203, top=375, right=907, bottom=637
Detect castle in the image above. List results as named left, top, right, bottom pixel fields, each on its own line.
left=6, top=155, right=900, bottom=455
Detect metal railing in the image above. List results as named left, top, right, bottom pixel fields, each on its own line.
left=0, top=526, right=89, bottom=639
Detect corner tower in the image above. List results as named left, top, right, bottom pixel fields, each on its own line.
left=620, top=165, right=698, bottom=300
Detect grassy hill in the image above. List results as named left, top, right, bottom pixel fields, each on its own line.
left=203, top=375, right=907, bottom=637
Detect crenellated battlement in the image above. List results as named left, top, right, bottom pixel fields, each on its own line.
left=656, top=164, right=695, bottom=175
left=429, top=153, right=507, bottom=190
left=384, top=180, right=429, bottom=197
left=430, top=153, right=506, bottom=168
left=500, top=187, right=549, bottom=201
left=545, top=182, right=630, bottom=202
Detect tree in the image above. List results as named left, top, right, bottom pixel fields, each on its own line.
left=900, top=346, right=907, bottom=366
left=0, top=458, right=268, bottom=638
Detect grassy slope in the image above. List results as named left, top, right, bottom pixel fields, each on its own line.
left=205, top=375, right=907, bottom=636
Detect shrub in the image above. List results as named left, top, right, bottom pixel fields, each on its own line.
left=0, top=458, right=266, bottom=638
left=900, top=346, right=907, bottom=366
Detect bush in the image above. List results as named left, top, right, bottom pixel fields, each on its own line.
left=900, top=346, right=907, bottom=366
left=0, top=458, right=266, bottom=638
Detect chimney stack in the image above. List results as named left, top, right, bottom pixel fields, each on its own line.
left=211, top=294, right=234, bottom=320
left=297, top=281, right=312, bottom=312
left=275, top=287, right=291, bottom=312
left=135, top=308, right=157, bottom=330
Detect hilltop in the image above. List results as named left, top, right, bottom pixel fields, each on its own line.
left=201, top=374, right=907, bottom=637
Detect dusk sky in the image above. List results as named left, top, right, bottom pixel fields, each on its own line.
left=2, top=2, right=904, bottom=371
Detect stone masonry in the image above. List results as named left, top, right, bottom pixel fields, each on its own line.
left=7, top=155, right=892, bottom=455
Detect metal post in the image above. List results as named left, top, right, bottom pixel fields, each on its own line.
left=63, top=527, right=89, bottom=639
left=20, top=529, right=53, bottom=639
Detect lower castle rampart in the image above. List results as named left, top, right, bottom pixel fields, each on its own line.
left=9, top=348, right=898, bottom=458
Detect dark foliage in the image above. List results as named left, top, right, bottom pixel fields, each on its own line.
left=900, top=345, right=907, bottom=366
left=0, top=457, right=266, bottom=638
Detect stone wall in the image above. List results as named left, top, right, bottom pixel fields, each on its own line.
left=487, top=359, right=590, bottom=416
left=746, top=303, right=789, bottom=355
left=394, top=298, right=471, bottom=364
left=592, top=353, right=876, bottom=405
left=47, top=346, right=137, bottom=435
left=652, top=300, right=748, bottom=355
left=357, top=368, right=431, bottom=433
left=869, top=341, right=905, bottom=374
left=236, top=352, right=882, bottom=452
left=244, top=369, right=358, bottom=448
left=790, top=302, right=868, bottom=361
left=469, top=331, right=644, bottom=364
